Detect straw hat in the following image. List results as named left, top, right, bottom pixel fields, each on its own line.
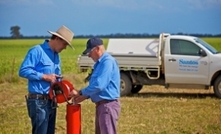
left=48, top=25, right=74, bottom=49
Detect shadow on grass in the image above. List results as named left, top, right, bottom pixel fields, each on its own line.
left=128, top=92, right=216, bottom=99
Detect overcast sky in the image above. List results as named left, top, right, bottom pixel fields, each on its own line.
left=0, top=0, right=221, bottom=37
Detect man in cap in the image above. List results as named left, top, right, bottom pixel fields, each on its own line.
left=19, top=25, right=74, bottom=134
left=71, top=37, right=121, bottom=134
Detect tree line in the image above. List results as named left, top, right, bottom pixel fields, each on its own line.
left=1, top=26, right=221, bottom=39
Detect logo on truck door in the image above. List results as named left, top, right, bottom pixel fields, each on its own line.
left=178, top=59, right=199, bottom=72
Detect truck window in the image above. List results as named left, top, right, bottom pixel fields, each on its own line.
left=170, top=39, right=200, bottom=56
left=195, top=38, right=218, bottom=54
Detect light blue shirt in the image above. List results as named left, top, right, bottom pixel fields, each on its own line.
left=19, top=40, right=61, bottom=94
left=81, top=52, right=120, bottom=103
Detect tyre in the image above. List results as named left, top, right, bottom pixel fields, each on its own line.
left=131, top=85, right=143, bottom=94
left=120, top=73, right=132, bottom=96
left=213, top=76, right=221, bottom=98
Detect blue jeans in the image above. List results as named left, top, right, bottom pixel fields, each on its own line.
left=26, top=97, right=57, bottom=134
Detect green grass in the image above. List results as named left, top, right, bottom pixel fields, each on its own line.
left=1, top=37, right=221, bottom=133
left=1, top=83, right=221, bottom=134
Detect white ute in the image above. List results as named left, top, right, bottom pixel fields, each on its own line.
left=77, top=33, right=221, bottom=98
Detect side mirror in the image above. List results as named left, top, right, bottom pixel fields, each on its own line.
left=199, top=49, right=207, bottom=57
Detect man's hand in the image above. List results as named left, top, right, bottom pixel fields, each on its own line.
left=69, top=89, right=88, bottom=104
left=69, top=89, right=79, bottom=98
left=72, top=95, right=88, bottom=104
left=42, top=74, right=61, bottom=83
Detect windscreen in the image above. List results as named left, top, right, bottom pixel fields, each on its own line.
left=194, top=38, right=218, bottom=54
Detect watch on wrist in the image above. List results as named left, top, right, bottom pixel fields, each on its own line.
left=79, top=90, right=82, bottom=95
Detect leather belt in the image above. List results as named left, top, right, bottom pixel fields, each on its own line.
left=28, top=94, right=50, bottom=100
left=95, top=99, right=117, bottom=107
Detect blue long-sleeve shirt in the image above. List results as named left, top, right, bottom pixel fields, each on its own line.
left=81, top=52, right=120, bottom=103
left=19, top=40, right=61, bottom=94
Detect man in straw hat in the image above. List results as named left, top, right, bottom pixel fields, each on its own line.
left=19, top=25, right=74, bottom=134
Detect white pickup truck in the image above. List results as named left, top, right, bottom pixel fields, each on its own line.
left=77, top=33, right=221, bottom=98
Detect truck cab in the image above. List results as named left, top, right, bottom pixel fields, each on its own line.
left=163, top=35, right=221, bottom=98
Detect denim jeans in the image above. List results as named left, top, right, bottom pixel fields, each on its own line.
left=26, top=97, right=57, bottom=134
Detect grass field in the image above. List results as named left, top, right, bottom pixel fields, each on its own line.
left=1, top=37, right=221, bottom=134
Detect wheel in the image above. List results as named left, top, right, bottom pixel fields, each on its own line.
left=213, top=76, right=221, bottom=98
left=120, top=73, right=132, bottom=96
left=131, top=85, right=143, bottom=94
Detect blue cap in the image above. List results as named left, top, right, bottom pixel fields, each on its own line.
left=82, top=37, right=103, bottom=54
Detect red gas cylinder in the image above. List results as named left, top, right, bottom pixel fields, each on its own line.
left=49, top=80, right=74, bottom=103
left=66, top=104, right=81, bottom=134
left=49, top=80, right=81, bottom=134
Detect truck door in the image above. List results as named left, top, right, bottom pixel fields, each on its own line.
left=164, top=39, right=209, bottom=84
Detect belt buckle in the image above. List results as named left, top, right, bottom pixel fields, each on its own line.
left=35, top=94, right=42, bottom=99
left=36, top=94, right=40, bottom=99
